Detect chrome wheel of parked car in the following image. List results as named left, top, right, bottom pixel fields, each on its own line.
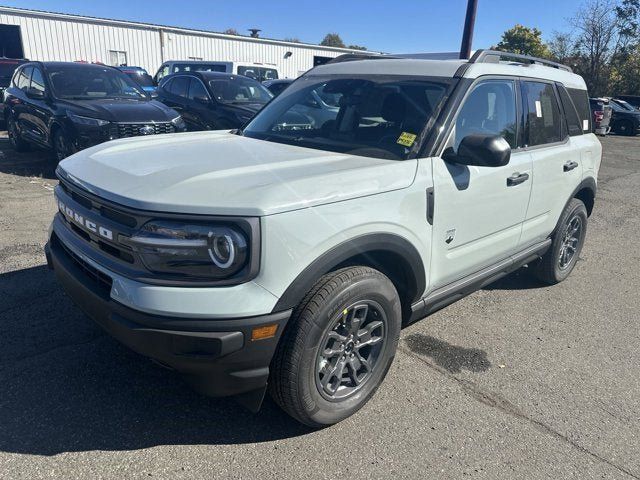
left=7, top=116, right=30, bottom=152
left=53, top=130, right=71, bottom=162
left=315, top=300, right=387, bottom=401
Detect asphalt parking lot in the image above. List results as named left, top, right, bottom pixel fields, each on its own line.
left=0, top=132, right=639, bottom=479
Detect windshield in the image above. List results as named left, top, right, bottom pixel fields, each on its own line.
left=208, top=76, right=273, bottom=104
left=124, top=71, right=155, bottom=88
left=48, top=65, right=147, bottom=100
left=614, top=99, right=636, bottom=111
left=243, top=75, right=452, bottom=160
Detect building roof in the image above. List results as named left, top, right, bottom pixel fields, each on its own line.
left=0, top=5, right=377, bottom=54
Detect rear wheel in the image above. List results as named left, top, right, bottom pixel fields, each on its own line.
left=616, top=120, right=635, bottom=136
left=7, top=115, right=31, bottom=152
left=269, top=266, right=401, bottom=427
left=531, top=198, right=588, bottom=285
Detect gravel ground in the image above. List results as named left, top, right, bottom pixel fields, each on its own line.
left=0, top=132, right=638, bottom=479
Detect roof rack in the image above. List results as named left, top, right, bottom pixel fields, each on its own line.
left=469, top=49, right=572, bottom=72
left=326, top=53, right=394, bottom=64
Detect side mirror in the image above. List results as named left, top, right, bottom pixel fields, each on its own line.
left=194, top=96, right=211, bottom=106
left=26, top=87, right=45, bottom=100
left=443, top=134, right=511, bottom=167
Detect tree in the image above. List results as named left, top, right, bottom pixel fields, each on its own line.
left=570, top=0, right=620, bottom=95
left=348, top=44, right=367, bottom=51
left=495, top=24, right=551, bottom=58
left=320, top=33, right=345, bottom=48
left=548, top=31, right=575, bottom=62
left=223, top=28, right=239, bottom=35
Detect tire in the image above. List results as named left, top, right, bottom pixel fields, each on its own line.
left=531, top=198, right=588, bottom=285
left=269, top=266, right=401, bottom=427
left=6, top=115, right=31, bottom=152
left=616, top=120, right=635, bottom=136
left=52, top=129, right=73, bottom=162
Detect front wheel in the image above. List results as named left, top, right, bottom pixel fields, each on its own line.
left=52, top=129, right=73, bottom=162
left=616, top=120, right=635, bottom=136
left=269, top=266, right=401, bottom=427
left=531, top=198, right=588, bottom=284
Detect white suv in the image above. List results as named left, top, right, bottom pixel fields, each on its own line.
left=45, top=50, right=601, bottom=427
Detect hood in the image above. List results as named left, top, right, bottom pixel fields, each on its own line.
left=60, top=98, right=178, bottom=123
left=59, top=131, right=417, bottom=216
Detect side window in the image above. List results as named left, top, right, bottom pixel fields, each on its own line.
left=188, top=79, right=209, bottom=101
left=522, top=81, right=563, bottom=146
left=557, top=85, right=582, bottom=137
left=568, top=88, right=592, bottom=133
left=30, top=67, right=46, bottom=95
left=156, top=65, right=170, bottom=82
left=452, top=79, right=517, bottom=149
left=16, top=66, right=32, bottom=91
left=169, top=76, right=189, bottom=98
left=161, top=78, right=173, bottom=93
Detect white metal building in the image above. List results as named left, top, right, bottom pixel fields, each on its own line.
left=0, top=6, right=370, bottom=78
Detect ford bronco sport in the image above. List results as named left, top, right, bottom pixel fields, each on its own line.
left=45, top=50, right=601, bottom=427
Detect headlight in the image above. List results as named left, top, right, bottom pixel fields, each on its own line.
left=68, top=112, right=109, bottom=127
left=128, top=220, right=249, bottom=279
left=171, top=115, right=186, bottom=130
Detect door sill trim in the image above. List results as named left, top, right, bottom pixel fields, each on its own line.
left=409, top=239, right=551, bottom=324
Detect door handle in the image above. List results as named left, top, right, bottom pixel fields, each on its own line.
left=563, top=161, right=579, bottom=172
left=506, top=172, right=530, bottom=187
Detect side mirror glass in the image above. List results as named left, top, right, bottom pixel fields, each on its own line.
left=442, top=134, right=511, bottom=167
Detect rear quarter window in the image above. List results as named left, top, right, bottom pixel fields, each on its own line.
left=557, top=85, right=583, bottom=137
left=568, top=88, right=591, bottom=133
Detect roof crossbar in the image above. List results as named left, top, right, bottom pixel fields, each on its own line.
left=469, top=49, right=572, bottom=72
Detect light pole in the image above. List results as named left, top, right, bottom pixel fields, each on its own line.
left=459, top=0, right=479, bottom=59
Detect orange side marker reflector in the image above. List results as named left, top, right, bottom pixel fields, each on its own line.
left=251, top=324, right=278, bottom=341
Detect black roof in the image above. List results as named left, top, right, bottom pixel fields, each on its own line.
left=165, top=71, right=261, bottom=82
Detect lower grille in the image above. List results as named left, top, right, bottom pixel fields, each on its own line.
left=55, top=234, right=113, bottom=294
left=111, top=122, right=175, bottom=139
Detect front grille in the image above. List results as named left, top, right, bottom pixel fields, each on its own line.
left=110, top=122, right=175, bottom=139
left=55, top=234, right=113, bottom=293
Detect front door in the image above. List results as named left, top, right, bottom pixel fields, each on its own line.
left=430, top=78, right=533, bottom=289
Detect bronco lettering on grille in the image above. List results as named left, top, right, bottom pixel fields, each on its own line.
left=57, top=199, right=114, bottom=241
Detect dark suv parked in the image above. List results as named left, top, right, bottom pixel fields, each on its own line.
left=609, top=98, right=640, bottom=136
left=3, top=62, right=186, bottom=161
left=156, top=71, right=272, bottom=131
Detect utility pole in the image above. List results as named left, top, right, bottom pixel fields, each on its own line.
left=459, top=0, right=478, bottom=59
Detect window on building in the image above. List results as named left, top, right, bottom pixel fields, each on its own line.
left=109, top=50, right=128, bottom=67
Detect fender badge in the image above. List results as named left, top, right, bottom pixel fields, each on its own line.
left=445, top=229, right=456, bottom=244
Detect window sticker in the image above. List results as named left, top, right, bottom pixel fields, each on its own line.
left=397, top=132, right=417, bottom=147
left=583, top=119, right=589, bottom=131
left=535, top=100, right=543, bottom=118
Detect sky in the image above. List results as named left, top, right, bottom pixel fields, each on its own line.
left=2, top=0, right=582, bottom=53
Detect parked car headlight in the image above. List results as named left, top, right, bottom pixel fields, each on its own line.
left=128, top=220, right=249, bottom=279
left=171, top=115, right=186, bottom=130
left=68, top=112, right=110, bottom=127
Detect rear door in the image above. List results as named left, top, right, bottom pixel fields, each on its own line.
left=430, top=78, right=533, bottom=288
left=519, top=81, right=582, bottom=246
left=186, top=77, right=213, bottom=130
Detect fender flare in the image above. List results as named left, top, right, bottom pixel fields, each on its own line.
left=272, top=233, right=427, bottom=313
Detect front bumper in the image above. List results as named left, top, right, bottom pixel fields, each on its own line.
left=45, top=233, right=291, bottom=400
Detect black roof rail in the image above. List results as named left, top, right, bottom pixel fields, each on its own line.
left=326, top=53, right=394, bottom=64
left=469, top=49, right=572, bottom=72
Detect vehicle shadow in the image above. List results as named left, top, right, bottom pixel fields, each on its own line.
left=0, top=265, right=310, bottom=457
left=404, top=333, right=491, bottom=374
left=0, top=135, right=57, bottom=180
left=483, top=267, right=547, bottom=291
